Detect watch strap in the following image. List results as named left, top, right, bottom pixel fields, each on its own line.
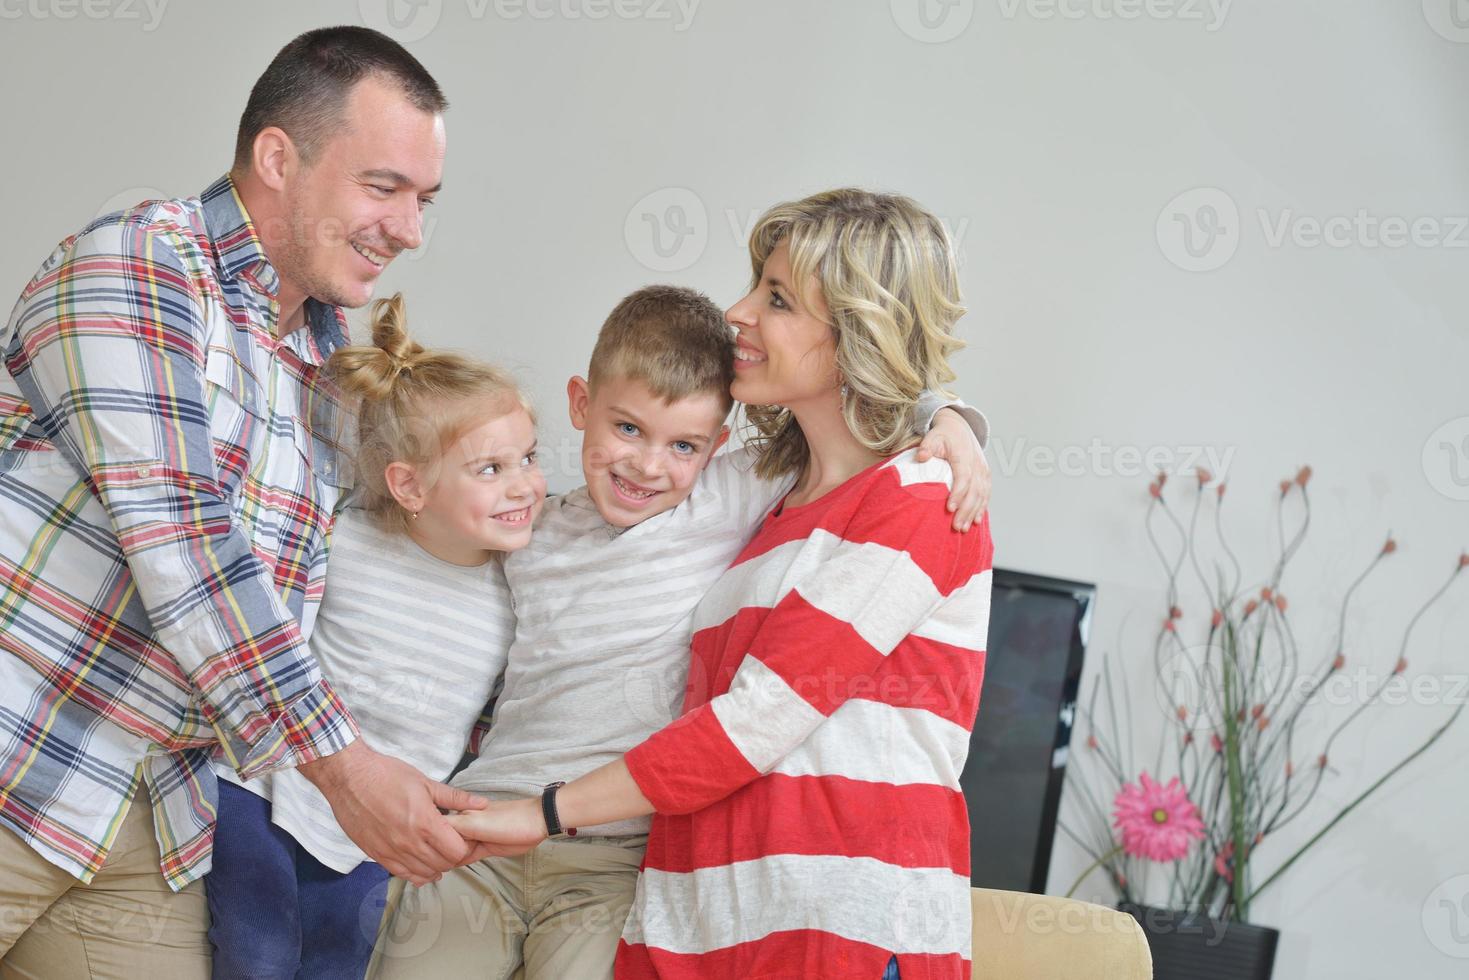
left=541, top=781, right=576, bottom=837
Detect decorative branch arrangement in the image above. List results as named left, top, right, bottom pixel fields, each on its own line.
left=1060, top=466, right=1467, bottom=923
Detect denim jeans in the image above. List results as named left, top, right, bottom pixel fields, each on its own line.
left=883, top=954, right=901, bottom=979
left=206, top=780, right=390, bottom=980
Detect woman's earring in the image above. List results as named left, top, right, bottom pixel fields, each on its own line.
left=840, top=384, right=850, bottom=398
left=410, top=510, right=420, bottom=521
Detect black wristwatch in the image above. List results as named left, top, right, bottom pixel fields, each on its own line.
left=541, top=781, right=576, bottom=838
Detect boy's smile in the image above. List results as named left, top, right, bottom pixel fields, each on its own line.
left=610, top=471, right=660, bottom=506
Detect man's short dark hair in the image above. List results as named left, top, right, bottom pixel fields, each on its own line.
left=234, top=26, right=447, bottom=171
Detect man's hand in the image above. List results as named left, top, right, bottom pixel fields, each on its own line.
left=446, top=797, right=548, bottom=862
left=297, top=740, right=488, bottom=885
left=917, top=407, right=992, bottom=531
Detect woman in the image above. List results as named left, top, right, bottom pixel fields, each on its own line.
left=451, top=189, right=994, bottom=980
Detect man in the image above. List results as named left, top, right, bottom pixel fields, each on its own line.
left=0, top=26, right=480, bottom=976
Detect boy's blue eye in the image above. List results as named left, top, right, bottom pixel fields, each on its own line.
left=673, top=441, right=695, bottom=455
left=617, top=422, right=639, bottom=437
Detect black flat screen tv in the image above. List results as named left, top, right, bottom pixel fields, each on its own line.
left=961, top=567, right=1094, bottom=894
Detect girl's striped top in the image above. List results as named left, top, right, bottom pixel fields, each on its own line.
left=617, top=449, right=994, bottom=980
left=217, top=506, right=516, bottom=873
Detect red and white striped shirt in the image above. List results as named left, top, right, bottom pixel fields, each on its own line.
left=618, top=449, right=994, bottom=980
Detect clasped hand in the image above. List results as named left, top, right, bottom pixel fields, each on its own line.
left=299, top=741, right=492, bottom=885
left=444, top=797, right=551, bottom=864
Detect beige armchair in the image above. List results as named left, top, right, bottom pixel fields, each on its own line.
left=501, top=886, right=1151, bottom=980
left=970, top=887, right=1153, bottom=979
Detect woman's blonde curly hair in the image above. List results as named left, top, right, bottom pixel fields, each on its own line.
left=741, top=189, right=967, bottom=481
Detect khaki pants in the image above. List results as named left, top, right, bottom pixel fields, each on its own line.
left=0, top=797, right=211, bottom=980
left=369, top=834, right=646, bottom=980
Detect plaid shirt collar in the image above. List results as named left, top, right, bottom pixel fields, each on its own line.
left=199, top=174, right=347, bottom=368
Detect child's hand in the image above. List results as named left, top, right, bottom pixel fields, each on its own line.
left=445, top=797, right=548, bottom=861
left=917, top=408, right=991, bottom=531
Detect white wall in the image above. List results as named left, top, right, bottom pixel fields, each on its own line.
left=2, top=2, right=1466, bottom=976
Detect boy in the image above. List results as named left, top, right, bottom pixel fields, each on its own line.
left=369, top=285, right=988, bottom=979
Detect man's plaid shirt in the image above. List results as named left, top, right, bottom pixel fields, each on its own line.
left=0, top=175, right=359, bottom=889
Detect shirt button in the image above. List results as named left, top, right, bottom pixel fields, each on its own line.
left=136, top=465, right=153, bottom=478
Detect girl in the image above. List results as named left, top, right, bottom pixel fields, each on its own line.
left=206, top=293, right=545, bottom=980
left=448, top=191, right=995, bottom=980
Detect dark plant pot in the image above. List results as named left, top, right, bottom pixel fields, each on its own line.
left=1119, top=904, right=1278, bottom=980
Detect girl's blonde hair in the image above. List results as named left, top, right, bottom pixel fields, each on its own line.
left=742, top=189, right=967, bottom=480
left=327, top=293, right=533, bottom=529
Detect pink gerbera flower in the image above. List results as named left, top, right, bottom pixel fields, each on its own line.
left=1112, top=772, right=1205, bottom=863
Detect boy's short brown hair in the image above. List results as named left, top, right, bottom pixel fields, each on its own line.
left=587, top=285, right=734, bottom=412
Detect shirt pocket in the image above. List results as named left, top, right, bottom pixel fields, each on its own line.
left=292, top=413, right=352, bottom=508
left=256, top=412, right=348, bottom=618
left=288, top=413, right=351, bottom=552
left=202, top=343, right=268, bottom=511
